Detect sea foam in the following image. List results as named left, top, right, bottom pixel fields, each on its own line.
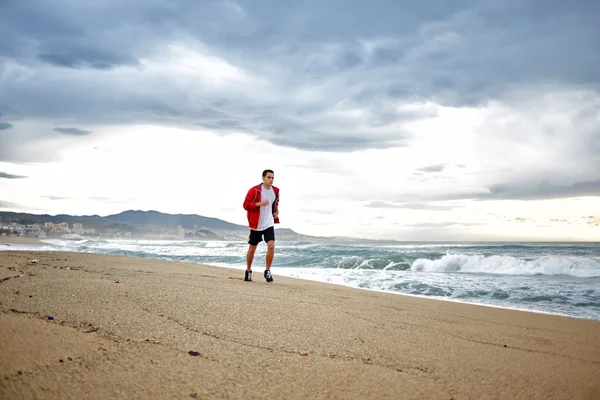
left=411, top=253, right=600, bottom=277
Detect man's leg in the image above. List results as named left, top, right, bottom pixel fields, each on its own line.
left=264, top=227, right=276, bottom=272
left=265, top=240, right=275, bottom=271
left=246, top=245, right=257, bottom=271
left=263, top=226, right=275, bottom=282
left=264, top=240, right=274, bottom=282
left=246, top=229, right=260, bottom=281
left=245, top=245, right=256, bottom=281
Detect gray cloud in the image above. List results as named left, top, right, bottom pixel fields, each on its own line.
left=0, top=172, right=27, bottom=179
left=390, top=178, right=600, bottom=203
left=417, top=164, right=446, bottom=173
left=0, top=0, right=598, bottom=156
left=0, top=200, right=27, bottom=209
left=39, top=49, right=139, bottom=70
left=2, top=0, right=600, bottom=214
left=481, top=178, right=600, bottom=201
left=365, top=201, right=457, bottom=211
left=53, top=127, right=91, bottom=136
left=365, top=201, right=399, bottom=208
left=43, top=195, right=72, bottom=200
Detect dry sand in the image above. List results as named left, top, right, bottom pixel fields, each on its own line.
left=1, top=247, right=599, bottom=399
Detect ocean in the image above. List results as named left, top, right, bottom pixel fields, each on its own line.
left=5, top=239, right=600, bottom=321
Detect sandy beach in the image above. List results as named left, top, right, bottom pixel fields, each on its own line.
left=0, top=236, right=43, bottom=246
left=1, top=245, right=599, bottom=399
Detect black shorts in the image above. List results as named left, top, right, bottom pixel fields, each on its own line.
left=248, top=226, right=275, bottom=246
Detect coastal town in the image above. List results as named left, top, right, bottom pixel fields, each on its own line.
left=0, top=215, right=188, bottom=240
left=0, top=219, right=93, bottom=239
left=0, top=211, right=324, bottom=242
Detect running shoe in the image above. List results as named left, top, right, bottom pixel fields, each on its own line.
left=264, top=269, right=273, bottom=282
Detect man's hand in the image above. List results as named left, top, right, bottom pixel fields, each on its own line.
left=273, top=210, right=279, bottom=219
left=257, top=199, right=269, bottom=207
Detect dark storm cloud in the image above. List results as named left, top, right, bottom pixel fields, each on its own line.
left=0, top=172, right=27, bottom=179
left=53, top=127, right=92, bottom=136
left=0, top=122, right=13, bottom=130
left=39, top=49, right=139, bottom=70
left=0, top=0, right=598, bottom=155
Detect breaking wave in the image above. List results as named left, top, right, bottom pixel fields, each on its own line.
left=411, top=254, right=600, bottom=278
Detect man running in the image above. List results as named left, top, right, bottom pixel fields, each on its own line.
left=242, top=169, right=280, bottom=282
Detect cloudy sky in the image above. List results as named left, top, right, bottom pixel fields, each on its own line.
left=1, top=0, right=599, bottom=241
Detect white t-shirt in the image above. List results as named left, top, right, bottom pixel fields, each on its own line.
left=256, top=185, right=276, bottom=231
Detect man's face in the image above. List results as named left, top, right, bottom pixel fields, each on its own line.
left=262, top=172, right=274, bottom=187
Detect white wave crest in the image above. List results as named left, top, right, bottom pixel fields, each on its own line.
left=411, top=254, right=600, bottom=277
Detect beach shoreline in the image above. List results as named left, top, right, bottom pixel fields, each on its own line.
left=1, top=250, right=599, bottom=399
left=1, top=235, right=598, bottom=322
left=0, top=236, right=44, bottom=246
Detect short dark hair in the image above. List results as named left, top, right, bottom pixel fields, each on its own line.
left=262, top=169, right=274, bottom=177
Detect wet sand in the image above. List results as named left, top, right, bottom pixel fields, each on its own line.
left=1, top=249, right=599, bottom=399
left=0, top=236, right=43, bottom=246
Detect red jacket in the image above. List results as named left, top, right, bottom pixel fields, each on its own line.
left=243, top=184, right=280, bottom=229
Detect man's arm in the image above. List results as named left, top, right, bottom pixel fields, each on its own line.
left=243, top=188, right=268, bottom=210
left=273, top=192, right=280, bottom=220
left=242, top=188, right=256, bottom=211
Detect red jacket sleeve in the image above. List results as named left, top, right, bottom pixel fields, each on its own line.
left=274, top=188, right=280, bottom=223
left=243, top=187, right=257, bottom=211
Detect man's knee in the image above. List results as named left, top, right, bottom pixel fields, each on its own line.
left=247, top=245, right=257, bottom=254
left=266, top=241, right=275, bottom=250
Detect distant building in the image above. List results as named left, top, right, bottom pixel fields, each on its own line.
left=25, top=225, right=43, bottom=237
left=45, top=222, right=69, bottom=233
left=72, top=223, right=84, bottom=234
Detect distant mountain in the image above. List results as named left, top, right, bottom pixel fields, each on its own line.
left=0, top=211, right=104, bottom=227
left=0, top=209, right=379, bottom=242
left=101, top=210, right=246, bottom=230
left=0, top=210, right=246, bottom=231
